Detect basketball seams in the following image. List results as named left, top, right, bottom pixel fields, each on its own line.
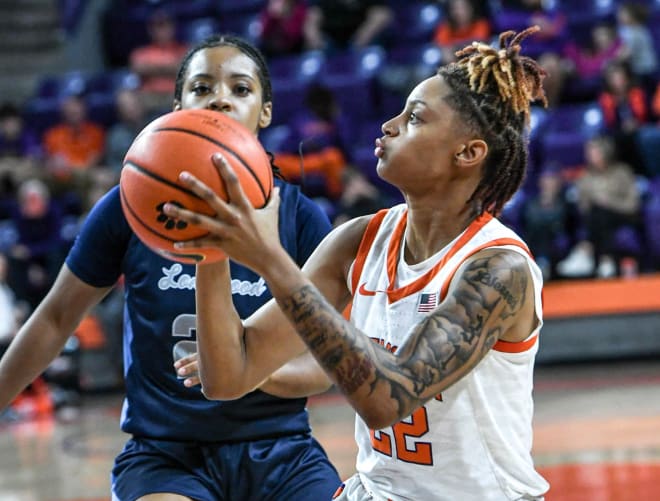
left=123, top=160, right=209, bottom=200
left=153, top=126, right=270, bottom=206
left=120, top=109, right=272, bottom=264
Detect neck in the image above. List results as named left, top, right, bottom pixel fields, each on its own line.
left=403, top=204, right=477, bottom=264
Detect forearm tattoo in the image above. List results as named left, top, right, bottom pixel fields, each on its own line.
left=278, top=251, right=530, bottom=417
left=279, top=287, right=378, bottom=394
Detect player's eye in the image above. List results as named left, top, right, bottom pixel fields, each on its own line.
left=408, top=111, right=420, bottom=124
left=234, top=84, right=251, bottom=96
left=191, top=83, right=211, bottom=95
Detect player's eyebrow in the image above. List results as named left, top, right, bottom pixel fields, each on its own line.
left=188, top=72, right=256, bottom=82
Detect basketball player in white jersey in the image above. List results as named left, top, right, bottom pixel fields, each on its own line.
left=166, top=27, right=551, bottom=500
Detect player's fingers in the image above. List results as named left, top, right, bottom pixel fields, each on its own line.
left=162, top=202, right=226, bottom=233
left=183, top=374, right=201, bottom=387
left=174, top=352, right=199, bottom=370
left=266, top=186, right=281, bottom=211
left=175, top=170, right=234, bottom=221
left=212, top=153, right=252, bottom=210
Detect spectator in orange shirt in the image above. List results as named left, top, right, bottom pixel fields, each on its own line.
left=42, top=94, right=105, bottom=190
left=129, top=9, right=189, bottom=114
left=273, top=83, right=349, bottom=201
left=434, top=0, right=491, bottom=63
left=598, top=60, right=649, bottom=174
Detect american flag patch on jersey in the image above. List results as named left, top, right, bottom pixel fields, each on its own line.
left=417, top=292, right=438, bottom=312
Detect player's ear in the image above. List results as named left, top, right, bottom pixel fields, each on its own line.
left=173, top=100, right=182, bottom=111
left=454, top=139, right=488, bottom=168
left=259, top=101, right=272, bottom=129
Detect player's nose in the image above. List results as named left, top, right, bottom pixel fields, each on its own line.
left=207, top=92, right=232, bottom=112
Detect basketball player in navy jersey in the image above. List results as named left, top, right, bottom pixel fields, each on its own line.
left=0, top=35, right=340, bottom=500
left=167, top=28, right=550, bottom=500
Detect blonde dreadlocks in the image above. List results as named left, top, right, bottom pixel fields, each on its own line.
left=455, top=26, right=547, bottom=124
left=437, top=26, right=547, bottom=216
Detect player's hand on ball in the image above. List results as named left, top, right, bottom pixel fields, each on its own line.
left=164, top=153, right=282, bottom=271
left=174, top=352, right=201, bottom=387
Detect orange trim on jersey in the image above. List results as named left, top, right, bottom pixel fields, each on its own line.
left=438, top=238, right=533, bottom=301
left=493, top=334, right=539, bottom=353
left=385, top=212, right=494, bottom=303
left=350, top=209, right=389, bottom=294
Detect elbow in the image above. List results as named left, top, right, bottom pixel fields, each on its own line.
left=200, top=381, right=248, bottom=401
left=361, top=413, right=397, bottom=431
left=356, top=404, right=400, bottom=430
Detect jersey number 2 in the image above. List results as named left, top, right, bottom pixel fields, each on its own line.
left=370, top=405, right=432, bottom=465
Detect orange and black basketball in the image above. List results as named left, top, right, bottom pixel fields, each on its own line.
left=119, top=108, right=273, bottom=264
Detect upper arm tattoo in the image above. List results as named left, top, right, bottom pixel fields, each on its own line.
left=395, top=251, right=529, bottom=400
left=277, top=250, right=531, bottom=420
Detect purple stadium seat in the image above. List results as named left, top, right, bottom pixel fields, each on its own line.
left=220, top=12, right=261, bottom=44
left=214, top=0, right=265, bottom=16
left=323, top=45, right=387, bottom=79
left=613, top=225, right=644, bottom=257
left=376, top=41, right=445, bottom=117
left=636, top=126, right=660, bottom=178
left=500, top=189, right=528, bottom=233
left=321, top=74, right=379, bottom=123
left=388, top=2, right=443, bottom=46
left=23, top=97, right=62, bottom=138
left=540, top=103, right=605, bottom=167
left=644, top=178, right=660, bottom=258
left=259, top=124, right=292, bottom=153
left=180, top=17, right=221, bottom=44
left=492, top=9, right=567, bottom=57
left=558, top=0, right=617, bottom=46
left=268, top=50, right=325, bottom=84
left=351, top=145, right=403, bottom=204
left=35, top=71, right=90, bottom=98
left=270, top=79, right=310, bottom=126
left=168, top=0, right=216, bottom=20
left=86, top=93, right=118, bottom=127
left=87, top=69, right=140, bottom=94
left=320, top=46, right=387, bottom=122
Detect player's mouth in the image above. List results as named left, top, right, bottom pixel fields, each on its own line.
left=374, top=137, right=385, bottom=158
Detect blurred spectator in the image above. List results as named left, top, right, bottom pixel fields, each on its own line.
left=303, top=0, right=393, bottom=51
left=105, top=88, right=149, bottom=178
left=0, top=103, right=42, bottom=213
left=273, top=83, right=349, bottom=200
left=500, top=0, right=566, bottom=40
left=433, top=0, right=491, bottom=63
left=501, top=0, right=567, bottom=106
left=561, top=22, right=622, bottom=101
left=6, top=179, right=66, bottom=309
left=42, top=94, right=106, bottom=193
left=653, top=82, right=660, bottom=120
left=521, top=167, right=568, bottom=280
left=129, top=9, right=189, bottom=114
left=598, top=60, right=649, bottom=174
left=0, top=103, right=41, bottom=160
left=616, top=2, right=658, bottom=88
left=556, top=135, right=641, bottom=278
left=332, top=165, right=389, bottom=226
left=258, top=0, right=309, bottom=57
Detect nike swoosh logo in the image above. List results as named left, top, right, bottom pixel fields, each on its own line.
left=358, top=282, right=378, bottom=296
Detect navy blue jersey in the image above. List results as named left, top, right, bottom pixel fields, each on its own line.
left=66, top=179, right=332, bottom=442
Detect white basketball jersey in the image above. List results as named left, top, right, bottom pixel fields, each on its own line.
left=348, top=205, right=549, bottom=501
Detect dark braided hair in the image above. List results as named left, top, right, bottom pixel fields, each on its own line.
left=438, top=26, right=547, bottom=216
left=174, top=34, right=283, bottom=178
